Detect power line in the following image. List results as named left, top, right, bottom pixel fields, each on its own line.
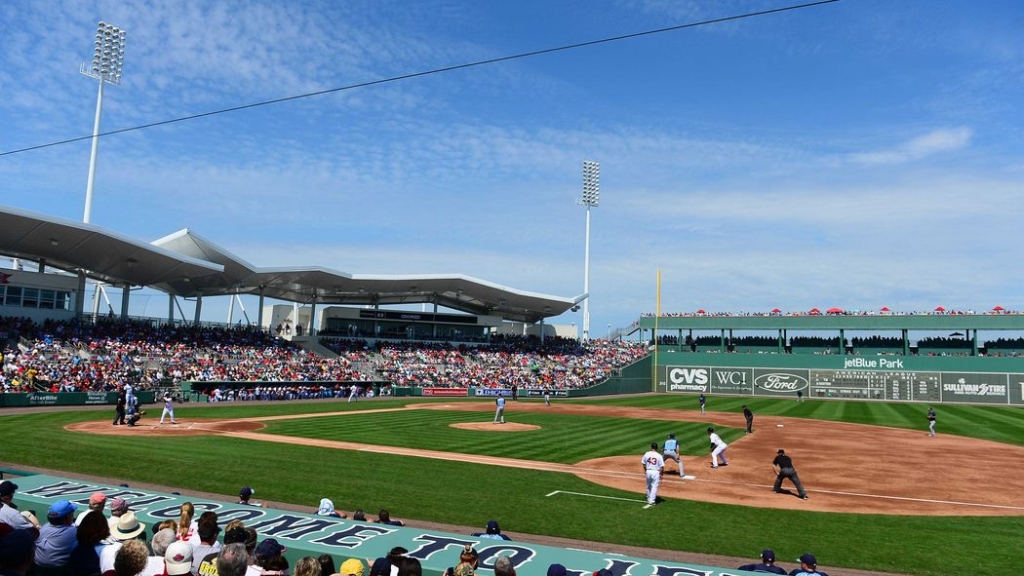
left=0, top=0, right=839, bottom=158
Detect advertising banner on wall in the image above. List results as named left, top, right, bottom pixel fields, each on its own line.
left=940, top=373, right=1009, bottom=404
left=751, top=369, right=810, bottom=397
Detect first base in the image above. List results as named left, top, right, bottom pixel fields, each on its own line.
left=777, top=424, right=784, bottom=427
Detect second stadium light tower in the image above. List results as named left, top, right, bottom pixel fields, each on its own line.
left=578, top=160, right=600, bottom=340
left=81, top=21, right=127, bottom=224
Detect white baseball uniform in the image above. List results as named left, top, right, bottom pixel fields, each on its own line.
left=641, top=448, right=664, bottom=505
left=709, top=431, right=729, bottom=467
left=160, top=394, right=177, bottom=424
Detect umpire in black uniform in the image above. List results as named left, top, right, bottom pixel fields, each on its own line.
left=772, top=448, right=808, bottom=499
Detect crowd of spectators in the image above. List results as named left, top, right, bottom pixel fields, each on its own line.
left=640, top=306, right=1019, bottom=318
left=0, top=317, right=371, bottom=393
left=321, top=335, right=648, bottom=390
left=0, top=317, right=647, bottom=394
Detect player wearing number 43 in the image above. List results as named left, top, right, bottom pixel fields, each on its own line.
left=641, top=442, right=664, bottom=505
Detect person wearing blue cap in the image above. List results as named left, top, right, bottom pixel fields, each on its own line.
left=737, top=549, right=786, bottom=574
left=34, top=499, right=79, bottom=571
left=471, top=519, right=511, bottom=541
left=789, top=553, right=828, bottom=576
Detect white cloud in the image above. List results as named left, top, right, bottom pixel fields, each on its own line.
left=849, top=127, right=974, bottom=165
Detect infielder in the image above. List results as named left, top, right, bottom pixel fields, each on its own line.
left=927, top=406, right=937, bottom=436
left=641, top=442, right=664, bottom=505
left=159, top=393, right=178, bottom=425
left=662, top=433, right=684, bottom=476
left=493, top=395, right=506, bottom=424
left=698, top=393, right=707, bottom=415
left=707, top=427, right=728, bottom=468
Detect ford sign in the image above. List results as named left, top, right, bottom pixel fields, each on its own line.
left=753, top=373, right=808, bottom=392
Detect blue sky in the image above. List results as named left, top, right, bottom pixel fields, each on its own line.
left=2, top=0, right=1024, bottom=334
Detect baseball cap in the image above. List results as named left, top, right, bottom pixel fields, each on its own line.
left=486, top=519, right=500, bottom=534
left=110, top=497, right=129, bottom=513
left=0, top=481, right=17, bottom=497
left=798, top=553, right=817, bottom=566
left=340, top=558, right=365, bottom=576
left=47, top=499, right=78, bottom=518
left=650, top=442, right=658, bottom=449
left=255, top=538, right=286, bottom=558
left=707, top=427, right=714, bottom=433
left=547, top=564, right=567, bottom=576
left=761, top=549, right=776, bottom=561
left=240, top=486, right=254, bottom=498
left=370, top=558, right=392, bottom=576
left=165, top=541, right=194, bottom=576
left=89, top=492, right=107, bottom=505
left=669, top=433, right=675, bottom=439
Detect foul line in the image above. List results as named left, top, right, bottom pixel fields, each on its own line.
left=547, top=490, right=647, bottom=505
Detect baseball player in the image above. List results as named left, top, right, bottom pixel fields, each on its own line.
left=927, top=406, right=937, bottom=437
left=742, top=405, right=754, bottom=434
left=493, top=395, right=506, bottom=424
left=159, top=393, right=178, bottom=425
left=791, top=553, right=829, bottom=576
left=543, top=386, right=552, bottom=406
left=348, top=383, right=359, bottom=403
left=641, top=442, right=664, bottom=505
left=772, top=448, right=808, bottom=499
left=707, top=427, right=728, bottom=468
left=737, top=549, right=786, bottom=575
left=662, top=433, right=684, bottom=477
left=698, top=393, right=707, bottom=415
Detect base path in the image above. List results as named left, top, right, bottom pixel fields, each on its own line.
left=68, top=401, right=1024, bottom=516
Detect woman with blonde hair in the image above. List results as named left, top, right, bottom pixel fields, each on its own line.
left=177, top=502, right=196, bottom=541
left=293, top=557, right=322, bottom=576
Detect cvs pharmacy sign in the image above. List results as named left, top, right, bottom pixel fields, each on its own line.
left=668, top=367, right=709, bottom=392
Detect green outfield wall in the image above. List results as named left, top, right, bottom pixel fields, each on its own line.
left=652, top=350, right=1024, bottom=405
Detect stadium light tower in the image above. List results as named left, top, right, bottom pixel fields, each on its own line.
left=81, top=21, right=127, bottom=224
left=578, top=160, right=600, bottom=340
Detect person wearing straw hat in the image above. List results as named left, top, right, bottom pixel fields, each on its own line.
left=100, top=511, right=147, bottom=573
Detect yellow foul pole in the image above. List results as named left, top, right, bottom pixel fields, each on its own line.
left=653, top=269, right=660, bottom=392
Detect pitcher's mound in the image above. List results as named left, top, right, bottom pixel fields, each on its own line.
left=450, top=422, right=539, bottom=432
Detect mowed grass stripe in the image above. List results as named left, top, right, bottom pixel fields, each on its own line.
left=261, top=409, right=745, bottom=463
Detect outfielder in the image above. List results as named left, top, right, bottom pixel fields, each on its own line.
left=662, top=433, right=684, bottom=476
left=159, top=393, right=178, bottom=425
left=707, top=427, right=728, bottom=468
left=698, top=393, right=707, bottom=415
left=543, top=386, right=552, bottom=407
left=493, top=395, right=506, bottom=424
left=641, top=442, right=664, bottom=505
left=927, top=406, right=937, bottom=437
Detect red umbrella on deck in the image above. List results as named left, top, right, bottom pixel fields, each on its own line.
left=771, top=308, right=782, bottom=313
left=934, top=306, right=946, bottom=312
left=992, top=305, right=1005, bottom=312
left=826, top=307, right=843, bottom=314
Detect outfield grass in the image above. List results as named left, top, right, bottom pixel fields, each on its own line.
left=2, top=396, right=1022, bottom=576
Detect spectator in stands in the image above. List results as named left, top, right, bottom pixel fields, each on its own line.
left=0, top=528, right=37, bottom=576
left=191, top=516, right=222, bottom=572
left=74, top=492, right=106, bottom=526
left=100, top=512, right=147, bottom=573
left=314, top=499, right=346, bottom=518
left=395, top=558, right=421, bottom=576
left=293, top=557, right=322, bottom=576
left=338, top=558, right=364, bottom=576
left=0, top=481, right=38, bottom=531
left=385, top=547, right=408, bottom=576
left=374, top=509, right=404, bottom=527
left=367, top=558, right=390, bottom=576
left=546, top=564, right=566, bottom=576
left=151, top=527, right=178, bottom=560
left=107, top=498, right=129, bottom=533
left=239, top=487, right=263, bottom=508
left=737, top=549, right=786, bottom=574
left=68, top=510, right=112, bottom=576
left=198, top=526, right=248, bottom=576
left=164, top=541, right=195, bottom=576
left=789, top=553, right=828, bottom=576
left=317, top=555, right=336, bottom=576
left=351, top=509, right=370, bottom=522
left=443, top=545, right=478, bottom=576
left=493, top=556, right=515, bottom=576
left=34, top=499, right=79, bottom=572
left=177, top=502, right=196, bottom=542
left=252, top=538, right=289, bottom=576
left=218, top=543, right=249, bottom=576
left=471, top=520, right=511, bottom=541
left=113, top=540, right=149, bottom=576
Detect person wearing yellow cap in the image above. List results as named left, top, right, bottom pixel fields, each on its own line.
left=339, top=558, right=365, bottom=576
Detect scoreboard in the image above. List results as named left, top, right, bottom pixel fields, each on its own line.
left=809, top=370, right=941, bottom=402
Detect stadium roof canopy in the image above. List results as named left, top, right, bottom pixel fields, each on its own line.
left=0, top=205, right=582, bottom=324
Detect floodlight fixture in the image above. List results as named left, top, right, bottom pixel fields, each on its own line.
left=80, top=21, right=127, bottom=224
left=576, top=160, right=600, bottom=340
